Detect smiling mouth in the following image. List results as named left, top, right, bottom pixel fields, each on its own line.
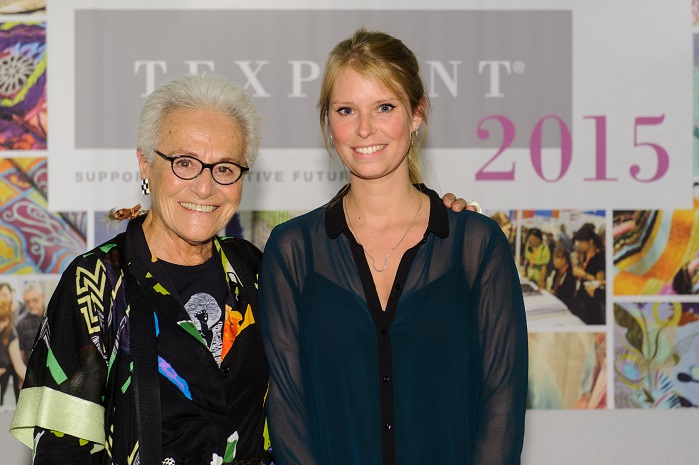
left=180, top=202, right=216, bottom=213
left=354, top=145, right=386, bottom=155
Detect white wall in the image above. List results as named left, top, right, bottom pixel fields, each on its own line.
left=521, top=410, right=697, bottom=464
left=1, top=409, right=31, bottom=465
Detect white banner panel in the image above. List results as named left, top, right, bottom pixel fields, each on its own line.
left=48, top=0, right=691, bottom=210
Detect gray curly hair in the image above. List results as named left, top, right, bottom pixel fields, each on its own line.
left=137, top=73, right=262, bottom=167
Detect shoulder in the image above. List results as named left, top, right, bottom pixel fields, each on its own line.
left=66, top=233, right=125, bottom=276
left=14, top=312, right=34, bottom=329
left=47, top=235, right=126, bottom=306
left=217, top=235, right=263, bottom=268
left=259, top=208, right=328, bottom=273
left=266, top=207, right=326, bottom=245
left=447, top=207, right=502, bottom=240
left=441, top=208, right=515, bottom=266
left=421, top=185, right=499, bottom=237
left=218, top=235, right=263, bottom=257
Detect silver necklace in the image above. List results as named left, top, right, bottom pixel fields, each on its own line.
left=344, top=190, right=423, bottom=273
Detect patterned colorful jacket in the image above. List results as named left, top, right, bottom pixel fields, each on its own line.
left=10, top=216, right=269, bottom=465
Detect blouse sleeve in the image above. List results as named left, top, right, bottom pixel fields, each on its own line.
left=471, top=221, right=529, bottom=465
left=10, top=257, right=109, bottom=450
left=258, top=225, right=319, bottom=465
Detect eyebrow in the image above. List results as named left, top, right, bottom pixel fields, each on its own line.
left=331, top=97, right=401, bottom=106
left=163, top=151, right=240, bottom=163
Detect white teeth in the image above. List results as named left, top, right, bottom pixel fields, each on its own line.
left=180, top=202, right=215, bottom=213
left=355, top=145, right=385, bottom=155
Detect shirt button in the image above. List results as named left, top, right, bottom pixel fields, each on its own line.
left=222, top=366, right=231, bottom=374
left=385, top=423, right=392, bottom=430
left=380, top=328, right=387, bottom=335
left=395, top=284, right=402, bottom=290
left=383, top=376, right=390, bottom=382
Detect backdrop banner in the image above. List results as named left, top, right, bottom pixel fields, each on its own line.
left=48, top=0, right=691, bottom=211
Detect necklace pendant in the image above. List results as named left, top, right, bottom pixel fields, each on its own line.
left=344, top=188, right=423, bottom=275
left=368, top=254, right=389, bottom=272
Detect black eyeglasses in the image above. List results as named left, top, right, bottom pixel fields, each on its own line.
left=154, top=150, right=249, bottom=185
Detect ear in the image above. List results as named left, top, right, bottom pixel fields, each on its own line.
left=410, top=97, right=426, bottom=133
left=137, top=148, right=149, bottom=179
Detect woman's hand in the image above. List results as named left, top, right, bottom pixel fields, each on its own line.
left=442, top=193, right=482, bottom=213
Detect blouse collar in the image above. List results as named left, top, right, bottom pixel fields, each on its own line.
left=325, top=184, right=449, bottom=240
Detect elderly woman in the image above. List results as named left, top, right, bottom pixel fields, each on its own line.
left=10, top=74, right=271, bottom=465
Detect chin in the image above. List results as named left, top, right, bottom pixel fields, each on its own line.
left=181, top=226, right=222, bottom=244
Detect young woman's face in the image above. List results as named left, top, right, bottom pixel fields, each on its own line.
left=328, top=68, right=421, bottom=183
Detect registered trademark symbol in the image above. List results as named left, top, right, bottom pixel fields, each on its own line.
left=513, top=61, right=525, bottom=74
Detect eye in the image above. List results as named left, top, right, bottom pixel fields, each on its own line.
left=173, top=157, right=193, bottom=169
left=215, top=164, right=234, bottom=175
left=336, top=107, right=353, bottom=116
left=378, top=103, right=396, bottom=113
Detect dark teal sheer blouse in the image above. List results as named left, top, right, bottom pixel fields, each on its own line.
left=259, top=186, right=528, bottom=465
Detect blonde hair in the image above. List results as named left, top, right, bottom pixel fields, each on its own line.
left=318, top=28, right=430, bottom=184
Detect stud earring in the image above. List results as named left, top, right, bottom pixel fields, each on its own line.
left=140, top=178, right=150, bottom=196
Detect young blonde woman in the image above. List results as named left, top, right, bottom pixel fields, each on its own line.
left=259, top=29, right=528, bottom=465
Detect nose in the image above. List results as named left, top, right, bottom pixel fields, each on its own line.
left=356, top=113, right=375, bottom=139
left=191, top=166, right=217, bottom=197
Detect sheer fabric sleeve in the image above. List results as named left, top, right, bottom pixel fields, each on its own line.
left=471, top=221, right=528, bottom=465
left=10, top=258, right=109, bottom=451
left=258, top=225, right=319, bottom=465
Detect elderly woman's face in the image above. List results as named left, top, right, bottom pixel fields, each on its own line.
left=139, top=107, right=245, bottom=248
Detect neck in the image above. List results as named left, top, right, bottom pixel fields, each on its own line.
left=343, top=180, right=426, bottom=275
left=141, top=214, right=213, bottom=266
left=345, top=179, right=419, bottom=220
